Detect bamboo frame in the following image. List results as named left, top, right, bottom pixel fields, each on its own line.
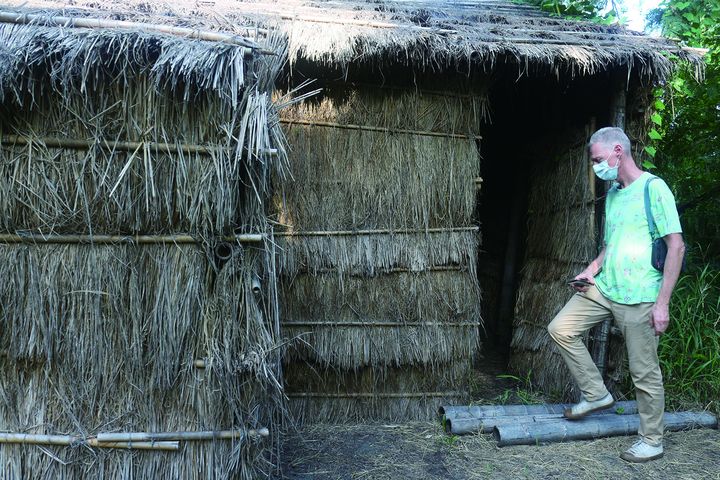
left=294, top=265, right=466, bottom=275
left=0, top=233, right=264, bottom=244
left=287, top=392, right=465, bottom=398
left=275, top=226, right=479, bottom=237
left=0, top=135, right=278, bottom=156
left=281, top=322, right=482, bottom=327
left=96, top=428, right=269, bottom=443
left=0, top=433, right=178, bottom=451
left=0, top=11, right=268, bottom=53
left=279, top=119, right=482, bottom=140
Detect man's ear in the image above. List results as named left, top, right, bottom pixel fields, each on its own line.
left=613, top=143, right=623, bottom=156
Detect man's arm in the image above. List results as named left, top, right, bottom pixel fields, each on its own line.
left=572, top=247, right=606, bottom=292
left=651, top=233, right=686, bottom=335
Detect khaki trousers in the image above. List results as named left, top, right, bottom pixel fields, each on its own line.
left=547, top=285, right=664, bottom=446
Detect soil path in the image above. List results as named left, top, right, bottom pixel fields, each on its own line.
left=281, top=422, right=720, bottom=479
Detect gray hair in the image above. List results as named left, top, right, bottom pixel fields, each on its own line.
left=588, top=127, right=632, bottom=153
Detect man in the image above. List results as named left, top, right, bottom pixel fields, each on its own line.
left=547, top=127, right=685, bottom=463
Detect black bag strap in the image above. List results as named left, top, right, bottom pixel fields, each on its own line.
left=644, top=176, right=660, bottom=240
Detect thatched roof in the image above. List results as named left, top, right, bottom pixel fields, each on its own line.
left=0, top=0, right=704, bottom=82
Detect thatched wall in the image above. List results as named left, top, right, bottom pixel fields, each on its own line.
left=0, top=14, right=287, bottom=479
left=275, top=84, right=484, bottom=421
left=508, top=129, right=596, bottom=399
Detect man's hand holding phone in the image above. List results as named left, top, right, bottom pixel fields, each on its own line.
left=567, top=274, right=594, bottom=293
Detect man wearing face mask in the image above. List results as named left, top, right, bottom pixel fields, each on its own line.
left=547, top=127, right=685, bottom=463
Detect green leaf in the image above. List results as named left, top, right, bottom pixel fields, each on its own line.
left=654, top=99, right=666, bottom=111
left=649, top=128, right=663, bottom=140
left=651, top=113, right=663, bottom=125
left=643, top=160, right=657, bottom=169
left=645, top=146, right=657, bottom=158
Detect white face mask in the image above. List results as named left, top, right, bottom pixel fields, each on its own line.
left=593, top=155, right=620, bottom=181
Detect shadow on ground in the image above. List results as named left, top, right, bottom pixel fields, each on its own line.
left=281, top=422, right=720, bottom=480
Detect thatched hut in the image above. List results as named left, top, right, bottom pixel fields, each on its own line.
left=0, top=0, right=704, bottom=475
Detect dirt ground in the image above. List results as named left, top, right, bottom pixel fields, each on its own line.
left=281, top=422, right=720, bottom=480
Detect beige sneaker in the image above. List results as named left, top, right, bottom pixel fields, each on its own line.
left=563, top=393, right=615, bottom=420
left=620, top=440, right=664, bottom=463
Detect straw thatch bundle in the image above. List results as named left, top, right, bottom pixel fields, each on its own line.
left=0, top=18, right=287, bottom=235
left=0, top=243, right=283, bottom=478
left=273, top=80, right=483, bottom=422
left=509, top=138, right=596, bottom=398
left=276, top=86, right=482, bottom=232
left=284, top=360, right=472, bottom=423
left=281, top=270, right=481, bottom=369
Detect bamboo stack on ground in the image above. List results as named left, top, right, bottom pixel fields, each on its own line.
left=0, top=8, right=288, bottom=479
left=274, top=80, right=486, bottom=422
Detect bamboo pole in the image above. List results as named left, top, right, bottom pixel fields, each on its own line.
left=286, top=392, right=465, bottom=398
left=0, top=433, right=179, bottom=451
left=0, top=135, right=278, bottom=156
left=295, top=265, right=466, bottom=275
left=0, top=233, right=264, bottom=244
left=96, top=428, right=269, bottom=443
left=0, top=11, right=270, bottom=53
left=279, top=119, right=482, bottom=141
left=281, top=321, right=482, bottom=327
left=275, top=226, right=479, bottom=237
left=494, top=411, right=718, bottom=446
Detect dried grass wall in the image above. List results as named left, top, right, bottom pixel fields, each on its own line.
left=0, top=20, right=286, bottom=479
left=274, top=84, right=484, bottom=421
left=508, top=129, right=597, bottom=399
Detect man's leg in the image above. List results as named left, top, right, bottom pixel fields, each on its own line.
left=547, top=285, right=614, bottom=402
left=612, top=302, right=664, bottom=447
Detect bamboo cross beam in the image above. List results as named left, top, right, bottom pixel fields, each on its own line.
left=0, top=135, right=278, bottom=157
left=96, top=428, right=270, bottom=443
left=279, top=119, right=482, bottom=140
left=281, top=321, right=482, bottom=327
left=275, top=226, right=479, bottom=237
left=0, top=433, right=178, bottom=451
left=0, top=233, right=264, bottom=244
left=287, top=392, right=466, bottom=398
left=0, top=11, right=272, bottom=54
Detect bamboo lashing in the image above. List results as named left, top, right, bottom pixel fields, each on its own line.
left=0, top=227, right=478, bottom=244
left=281, top=321, right=482, bottom=327
left=287, top=392, right=465, bottom=398
left=0, top=135, right=278, bottom=156
left=0, top=233, right=264, bottom=244
left=0, top=433, right=179, bottom=451
left=296, top=265, right=466, bottom=275
left=275, top=226, right=479, bottom=237
left=0, top=11, right=269, bottom=53
left=279, top=119, right=482, bottom=140
left=96, top=428, right=270, bottom=443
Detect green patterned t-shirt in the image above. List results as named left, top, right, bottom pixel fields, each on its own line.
left=595, top=172, right=682, bottom=305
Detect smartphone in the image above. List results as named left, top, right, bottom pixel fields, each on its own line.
left=567, top=278, right=593, bottom=287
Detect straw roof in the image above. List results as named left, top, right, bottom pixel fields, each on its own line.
left=0, top=0, right=703, bottom=82
left=0, top=0, right=702, bottom=80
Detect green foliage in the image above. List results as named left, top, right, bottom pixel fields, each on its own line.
left=495, top=372, right=544, bottom=405
left=517, top=0, right=620, bottom=23
left=659, top=266, right=720, bottom=413
left=650, top=0, right=720, bottom=261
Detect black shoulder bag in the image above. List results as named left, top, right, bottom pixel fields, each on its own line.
left=644, top=177, right=685, bottom=272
